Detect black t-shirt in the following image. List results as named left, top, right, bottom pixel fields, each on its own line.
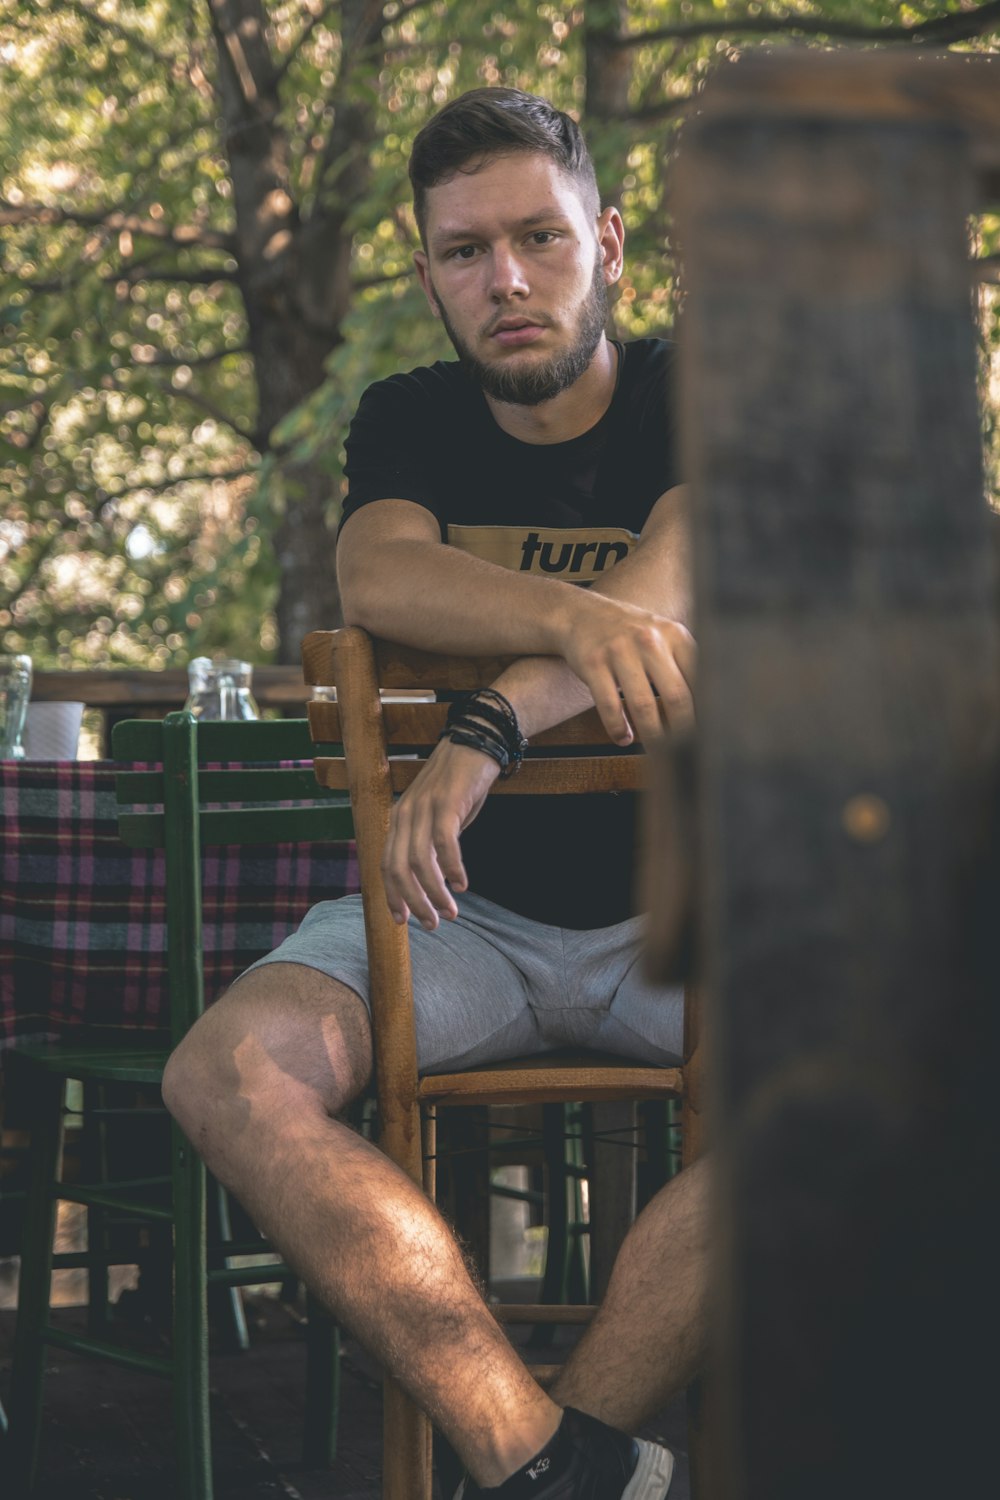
left=339, top=337, right=678, bottom=929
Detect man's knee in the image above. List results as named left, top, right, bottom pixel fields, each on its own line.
left=162, top=963, right=373, bottom=1134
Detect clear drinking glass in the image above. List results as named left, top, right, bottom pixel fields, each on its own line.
left=184, top=657, right=260, bottom=721
left=0, top=653, right=33, bottom=758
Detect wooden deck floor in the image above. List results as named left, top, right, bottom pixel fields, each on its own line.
left=0, top=1291, right=691, bottom=1499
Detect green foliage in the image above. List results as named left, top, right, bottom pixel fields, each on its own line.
left=2, top=0, right=998, bottom=669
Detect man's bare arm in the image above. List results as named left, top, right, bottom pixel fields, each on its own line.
left=489, top=484, right=693, bottom=741
left=352, top=488, right=696, bottom=928
left=338, top=487, right=693, bottom=745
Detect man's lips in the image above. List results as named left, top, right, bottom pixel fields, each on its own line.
left=490, top=321, right=547, bottom=347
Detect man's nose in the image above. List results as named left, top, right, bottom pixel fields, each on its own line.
left=489, top=247, right=530, bottom=300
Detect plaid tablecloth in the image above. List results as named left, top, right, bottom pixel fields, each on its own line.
left=0, top=759, right=358, bottom=1049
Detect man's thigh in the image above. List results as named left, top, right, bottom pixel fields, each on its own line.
left=242, top=892, right=547, bottom=1073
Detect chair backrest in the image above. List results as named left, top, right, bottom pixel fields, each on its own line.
left=302, top=628, right=657, bottom=1180
left=112, top=712, right=353, bottom=1045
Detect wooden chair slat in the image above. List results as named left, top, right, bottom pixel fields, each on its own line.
left=418, top=1065, right=683, bottom=1107
left=116, top=770, right=166, bottom=802
left=309, top=698, right=615, bottom=748
left=116, top=767, right=347, bottom=806
left=112, top=717, right=320, bottom=762
left=111, top=722, right=170, bottom=760
left=190, top=719, right=318, bottom=759
left=495, top=1304, right=594, bottom=1324
left=303, top=631, right=517, bottom=693
left=192, top=769, right=346, bottom=803
left=314, top=755, right=645, bottom=795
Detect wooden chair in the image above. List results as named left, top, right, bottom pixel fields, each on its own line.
left=303, top=627, right=702, bottom=1500
left=5, top=713, right=354, bottom=1499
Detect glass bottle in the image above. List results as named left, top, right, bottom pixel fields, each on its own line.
left=0, top=653, right=33, bottom=758
left=184, top=658, right=260, bottom=721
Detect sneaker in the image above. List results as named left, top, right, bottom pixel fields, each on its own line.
left=453, top=1406, right=674, bottom=1499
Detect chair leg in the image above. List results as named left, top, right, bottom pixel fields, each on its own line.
left=301, top=1292, right=340, bottom=1467
left=7, top=1069, right=65, bottom=1494
left=205, top=1177, right=249, bottom=1353
left=586, top=1101, right=637, bottom=1304
left=170, top=1119, right=212, bottom=1500
left=383, top=1375, right=432, bottom=1500
left=532, top=1104, right=573, bottom=1349
left=82, top=1081, right=111, bottom=1335
left=441, top=1106, right=490, bottom=1283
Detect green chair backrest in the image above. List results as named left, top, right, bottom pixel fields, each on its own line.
left=112, top=711, right=352, bottom=1046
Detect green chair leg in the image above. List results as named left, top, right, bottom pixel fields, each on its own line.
left=7, top=1070, right=65, bottom=1493
left=302, top=1293, right=340, bottom=1467
left=83, top=1080, right=111, bottom=1335
left=205, top=1177, right=250, bottom=1353
left=171, top=1121, right=212, bottom=1500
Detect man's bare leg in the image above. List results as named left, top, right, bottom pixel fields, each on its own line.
left=162, top=963, right=559, bottom=1488
left=551, top=1157, right=709, bottom=1431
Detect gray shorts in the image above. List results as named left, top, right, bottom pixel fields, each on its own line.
left=243, top=891, right=683, bottom=1075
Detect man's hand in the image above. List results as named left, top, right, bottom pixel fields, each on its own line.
left=382, top=738, right=501, bottom=930
left=556, top=591, right=696, bottom=747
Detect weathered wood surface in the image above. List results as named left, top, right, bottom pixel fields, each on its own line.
left=32, top=666, right=311, bottom=708
left=313, top=753, right=646, bottom=795
left=695, top=49, right=1000, bottom=203
left=676, top=60, right=999, bottom=1500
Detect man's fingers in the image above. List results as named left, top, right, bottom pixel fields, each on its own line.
left=403, top=808, right=459, bottom=928
left=582, top=661, right=634, bottom=745
left=433, top=828, right=468, bottom=895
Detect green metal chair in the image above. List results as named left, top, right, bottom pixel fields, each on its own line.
left=5, top=712, right=354, bottom=1499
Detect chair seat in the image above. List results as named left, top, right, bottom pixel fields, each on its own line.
left=419, top=1052, right=684, bottom=1106
left=13, top=1042, right=170, bottom=1084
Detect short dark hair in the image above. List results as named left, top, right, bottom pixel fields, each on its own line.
left=409, top=87, right=600, bottom=242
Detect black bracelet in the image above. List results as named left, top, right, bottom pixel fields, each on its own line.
left=442, top=725, right=510, bottom=773
left=446, top=689, right=527, bottom=774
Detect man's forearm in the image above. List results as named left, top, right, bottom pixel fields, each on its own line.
left=491, top=490, right=692, bottom=737
left=338, top=488, right=693, bottom=744
left=339, top=488, right=688, bottom=666
left=340, top=534, right=584, bottom=659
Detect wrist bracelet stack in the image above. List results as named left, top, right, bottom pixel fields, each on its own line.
left=441, top=688, right=528, bottom=779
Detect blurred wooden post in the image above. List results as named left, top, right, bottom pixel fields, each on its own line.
left=674, top=51, right=1000, bottom=1500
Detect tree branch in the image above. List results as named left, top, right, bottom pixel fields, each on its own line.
left=611, top=1, right=1000, bottom=51
left=0, top=201, right=237, bottom=253
left=208, top=0, right=279, bottom=113
left=103, top=465, right=256, bottom=504
left=105, top=266, right=239, bottom=287
left=352, top=266, right=412, bottom=291
left=149, top=378, right=258, bottom=446
left=129, top=343, right=252, bottom=370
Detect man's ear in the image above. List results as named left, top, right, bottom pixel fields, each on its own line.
left=597, top=207, right=625, bottom=286
left=413, top=250, right=441, bottom=317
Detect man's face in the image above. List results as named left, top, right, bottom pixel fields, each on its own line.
left=414, top=152, right=622, bottom=408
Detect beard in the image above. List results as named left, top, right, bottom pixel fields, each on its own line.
left=435, top=254, right=609, bottom=408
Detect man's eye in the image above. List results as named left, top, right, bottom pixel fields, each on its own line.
left=530, top=232, right=556, bottom=245
left=450, top=245, right=478, bottom=260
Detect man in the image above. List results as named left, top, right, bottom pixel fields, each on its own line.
left=164, top=88, right=707, bottom=1499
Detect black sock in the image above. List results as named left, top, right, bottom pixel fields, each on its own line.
left=481, top=1411, right=574, bottom=1496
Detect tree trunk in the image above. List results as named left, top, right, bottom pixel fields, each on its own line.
left=585, top=0, right=632, bottom=210
left=207, top=0, right=380, bottom=658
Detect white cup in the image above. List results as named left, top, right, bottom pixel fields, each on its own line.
left=22, top=701, right=86, bottom=760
